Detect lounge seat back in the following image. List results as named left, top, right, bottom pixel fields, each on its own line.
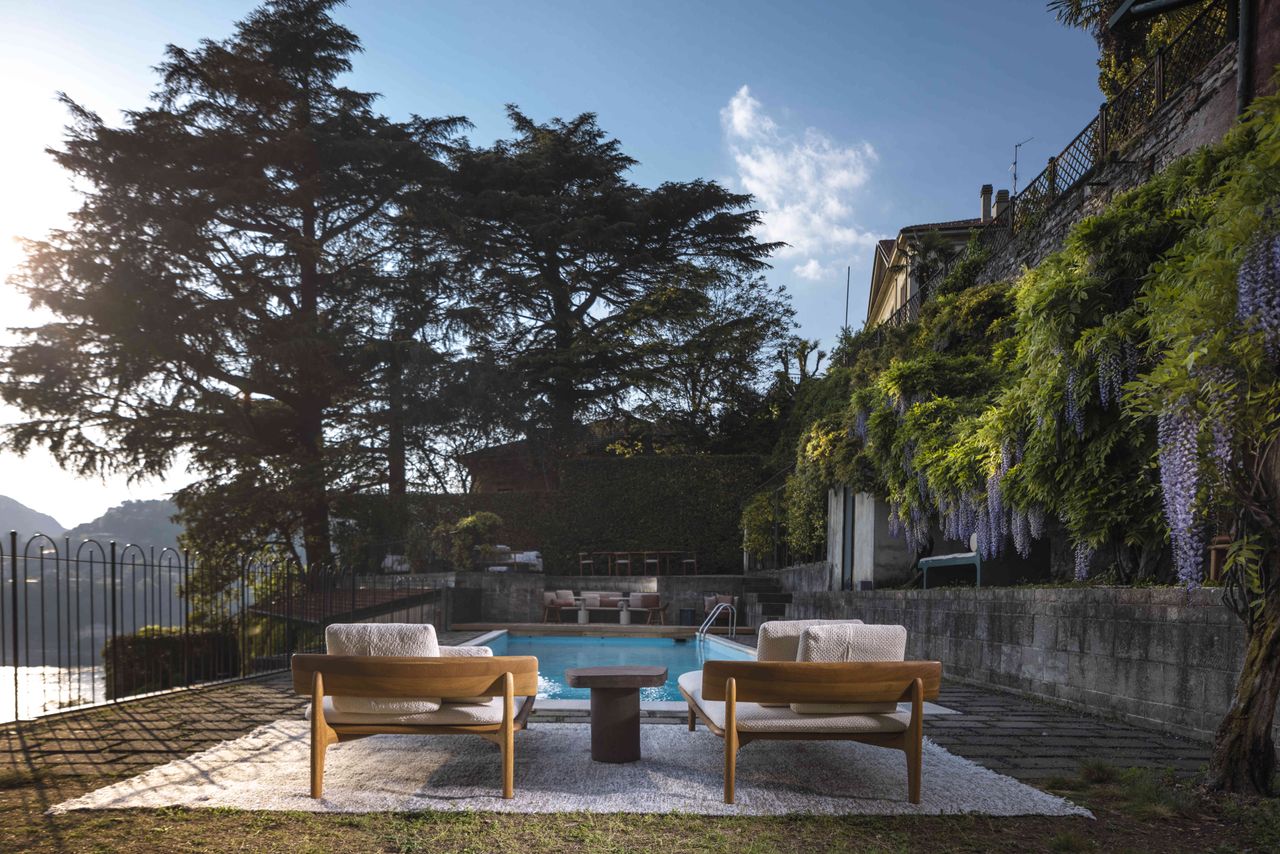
left=699, top=660, right=941, bottom=705
left=291, top=654, right=539, bottom=700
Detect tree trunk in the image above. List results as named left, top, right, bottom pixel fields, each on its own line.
left=1207, top=591, right=1280, bottom=794
left=387, top=339, right=407, bottom=498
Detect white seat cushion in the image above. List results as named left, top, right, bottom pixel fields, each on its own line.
left=792, top=624, right=907, bottom=715
left=324, top=623, right=441, bottom=714
left=307, top=695, right=524, bottom=726
left=677, top=670, right=908, bottom=734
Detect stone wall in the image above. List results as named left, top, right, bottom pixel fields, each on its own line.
left=770, top=585, right=1258, bottom=743
left=419, top=570, right=746, bottom=625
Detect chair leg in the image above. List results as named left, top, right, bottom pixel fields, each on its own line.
left=724, top=730, right=738, bottom=804
left=502, top=674, right=515, bottom=799
left=311, top=736, right=327, bottom=799
left=906, top=676, right=924, bottom=804
left=687, top=708, right=696, bottom=731
left=502, top=728, right=514, bottom=799
left=905, top=739, right=921, bottom=804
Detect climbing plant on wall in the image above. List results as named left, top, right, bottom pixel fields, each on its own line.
left=746, top=84, right=1280, bottom=795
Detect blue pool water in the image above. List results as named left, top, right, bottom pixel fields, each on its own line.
left=484, top=634, right=755, bottom=702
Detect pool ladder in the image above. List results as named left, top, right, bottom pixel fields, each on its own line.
left=698, top=602, right=737, bottom=639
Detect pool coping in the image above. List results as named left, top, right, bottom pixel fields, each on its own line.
left=465, top=628, right=754, bottom=714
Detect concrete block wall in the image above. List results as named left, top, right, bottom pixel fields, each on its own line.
left=417, top=570, right=746, bottom=625
left=777, top=585, right=1256, bottom=744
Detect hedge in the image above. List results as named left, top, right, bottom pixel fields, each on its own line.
left=336, top=454, right=764, bottom=574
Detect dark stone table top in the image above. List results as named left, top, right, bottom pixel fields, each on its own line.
left=565, top=665, right=668, bottom=689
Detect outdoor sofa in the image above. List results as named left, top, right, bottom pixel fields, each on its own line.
left=679, top=620, right=942, bottom=804
left=543, top=590, right=667, bottom=623
left=291, top=623, right=537, bottom=799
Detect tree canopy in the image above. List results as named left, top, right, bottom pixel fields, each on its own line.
left=2, top=0, right=467, bottom=570
left=1, top=0, right=794, bottom=571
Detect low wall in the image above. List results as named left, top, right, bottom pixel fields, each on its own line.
left=777, top=586, right=1257, bottom=743
left=419, top=570, right=746, bottom=625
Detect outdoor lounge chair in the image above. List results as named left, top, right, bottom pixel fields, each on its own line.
left=679, top=623, right=941, bottom=804
left=290, top=624, right=538, bottom=799
left=628, top=591, right=666, bottom=624
left=541, top=590, right=576, bottom=622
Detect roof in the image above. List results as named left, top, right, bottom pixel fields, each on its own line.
left=899, top=216, right=983, bottom=233
left=865, top=217, right=984, bottom=321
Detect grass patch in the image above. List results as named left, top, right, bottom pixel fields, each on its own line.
left=1078, top=760, right=1121, bottom=785
left=1047, top=831, right=1090, bottom=853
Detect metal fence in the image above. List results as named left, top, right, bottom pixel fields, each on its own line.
left=0, top=531, right=444, bottom=723
left=867, top=0, right=1232, bottom=342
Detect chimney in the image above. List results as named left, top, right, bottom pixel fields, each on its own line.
left=980, top=184, right=993, bottom=224
left=993, top=188, right=1010, bottom=219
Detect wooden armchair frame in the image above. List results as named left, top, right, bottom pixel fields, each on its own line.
left=681, top=659, right=942, bottom=804
left=291, top=654, right=538, bottom=799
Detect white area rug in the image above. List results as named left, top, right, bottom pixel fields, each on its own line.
left=52, top=721, right=1090, bottom=817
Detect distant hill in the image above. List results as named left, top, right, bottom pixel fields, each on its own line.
left=0, top=495, right=65, bottom=537
left=62, top=499, right=182, bottom=547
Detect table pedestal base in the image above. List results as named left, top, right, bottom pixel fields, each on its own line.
left=588, top=688, right=641, bottom=763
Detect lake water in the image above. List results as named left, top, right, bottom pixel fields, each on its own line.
left=0, top=666, right=106, bottom=722
left=485, top=633, right=754, bottom=702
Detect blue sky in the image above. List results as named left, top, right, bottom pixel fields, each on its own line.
left=0, top=0, right=1101, bottom=522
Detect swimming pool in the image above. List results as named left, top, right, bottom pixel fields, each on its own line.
left=483, top=633, right=755, bottom=702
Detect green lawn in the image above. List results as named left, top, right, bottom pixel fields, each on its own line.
left=4, top=766, right=1277, bottom=853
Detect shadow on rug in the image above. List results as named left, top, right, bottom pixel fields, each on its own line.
left=51, top=721, right=1091, bottom=817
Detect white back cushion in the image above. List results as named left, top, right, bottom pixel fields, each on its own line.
left=791, top=623, right=907, bottom=715
left=324, top=623, right=441, bottom=714
left=756, top=619, right=864, bottom=662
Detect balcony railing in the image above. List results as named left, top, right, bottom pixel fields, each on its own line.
left=868, top=0, right=1232, bottom=343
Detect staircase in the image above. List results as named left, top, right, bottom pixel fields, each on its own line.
left=743, top=575, right=791, bottom=620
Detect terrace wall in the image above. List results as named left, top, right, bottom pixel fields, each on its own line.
left=423, top=570, right=747, bottom=626
left=757, top=584, right=1262, bottom=744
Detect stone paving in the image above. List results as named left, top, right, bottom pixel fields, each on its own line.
left=0, top=629, right=1210, bottom=800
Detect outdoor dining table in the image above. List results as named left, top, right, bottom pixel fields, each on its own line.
left=565, top=665, right=668, bottom=763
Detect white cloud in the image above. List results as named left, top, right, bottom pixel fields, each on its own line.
left=720, top=85, right=879, bottom=280
left=793, top=258, right=828, bottom=281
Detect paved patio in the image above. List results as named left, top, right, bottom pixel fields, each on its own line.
left=1, top=629, right=1209, bottom=797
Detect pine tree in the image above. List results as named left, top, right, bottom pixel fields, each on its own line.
left=1, top=0, right=465, bottom=575
left=436, top=108, right=781, bottom=454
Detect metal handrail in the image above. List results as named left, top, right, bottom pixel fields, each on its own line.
left=698, top=602, right=737, bottom=639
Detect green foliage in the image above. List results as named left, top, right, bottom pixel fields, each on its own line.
left=103, top=627, right=238, bottom=700
left=769, top=80, right=1280, bottom=585
left=430, top=511, right=505, bottom=570
left=1131, top=88, right=1280, bottom=599
left=347, top=454, right=762, bottom=574
left=740, top=492, right=776, bottom=559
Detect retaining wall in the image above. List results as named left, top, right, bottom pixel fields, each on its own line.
left=421, top=570, right=746, bottom=625
left=767, top=583, right=1259, bottom=743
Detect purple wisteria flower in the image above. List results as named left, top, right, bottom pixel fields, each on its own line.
left=1195, top=365, right=1236, bottom=480
left=1157, top=400, right=1205, bottom=586
left=1028, top=505, right=1046, bottom=540
left=1073, top=543, right=1093, bottom=581
left=1237, top=227, right=1280, bottom=360
left=1097, top=347, right=1123, bottom=409
left=853, top=408, right=869, bottom=441
left=1065, top=366, right=1084, bottom=437
left=1011, top=507, right=1032, bottom=558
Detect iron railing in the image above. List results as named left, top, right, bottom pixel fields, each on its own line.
left=867, top=0, right=1232, bottom=343
left=0, top=531, right=444, bottom=723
